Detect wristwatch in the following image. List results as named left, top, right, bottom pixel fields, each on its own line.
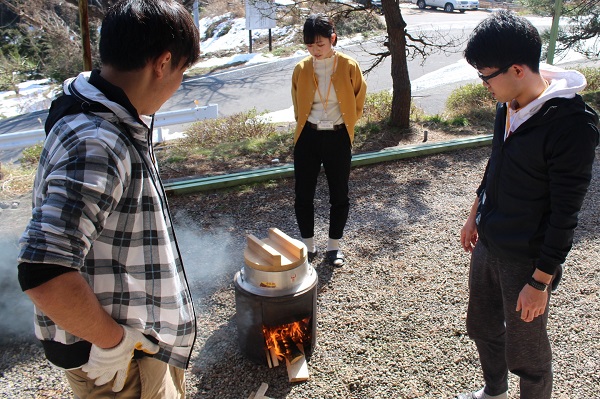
left=528, top=276, right=550, bottom=292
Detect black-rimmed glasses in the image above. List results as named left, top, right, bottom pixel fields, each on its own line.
left=478, top=63, right=514, bottom=84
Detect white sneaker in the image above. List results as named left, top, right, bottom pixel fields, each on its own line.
left=456, top=388, right=508, bottom=399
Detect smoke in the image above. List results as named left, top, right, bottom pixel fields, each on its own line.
left=0, top=234, right=35, bottom=344
left=0, top=209, right=242, bottom=343
left=172, top=210, right=242, bottom=301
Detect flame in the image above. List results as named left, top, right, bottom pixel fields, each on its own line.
left=263, top=317, right=310, bottom=360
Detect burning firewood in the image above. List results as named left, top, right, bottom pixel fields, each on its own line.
left=269, top=348, right=280, bottom=367
left=265, top=349, right=273, bottom=368
left=282, top=336, right=303, bottom=364
left=263, top=317, right=311, bottom=367
left=265, top=347, right=281, bottom=368
left=285, top=344, right=309, bottom=382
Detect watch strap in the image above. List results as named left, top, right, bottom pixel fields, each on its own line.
left=528, top=276, right=549, bottom=292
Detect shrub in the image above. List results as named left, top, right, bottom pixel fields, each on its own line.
left=0, top=49, right=38, bottom=92
left=445, top=83, right=496, bottom=126
left=334, top=10, right=385, bottom=37
left=362, top=90, right=392, bottom=123
left=0, top=162, right=37, bottom=199
left=200, top=0, right=245, bottom=18
left=20, top=143, right=43, bottom=167
left=181, top=108, right=279, bottom=149
left=38, top=25, right=101, bottom=83
left=576, top=66, right=600, bottom=92
left=446, top=83, right=495, bottom=114
left=204, top=16, right=234, bottom=40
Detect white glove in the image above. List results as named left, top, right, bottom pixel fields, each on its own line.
left=81, top=325, right=160, bottom=392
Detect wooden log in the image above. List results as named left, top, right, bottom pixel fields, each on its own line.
left=245, top=228, right=306, bottom=270
left=268, top=227, right=305, bottom=260
left=283, top=336, right=303, bottom=364
left=286, top=345, right=309, bottom=382
left=248, top=382, right=271, bottom=399
left=265, top=349, right=273, bottom=368
left=255, top=383, right=269, bottom=398
left=269, top=347, right=280, bottom=368
left=246, top=234, right=282, bottom=267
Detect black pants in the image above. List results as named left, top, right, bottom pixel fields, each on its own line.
left=467, top=243, right=553, bottom=399
left=293, top=124, right=351, bottom=240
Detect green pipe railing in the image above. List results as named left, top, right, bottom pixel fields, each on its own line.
left=163, top=134, right=492, bottom=195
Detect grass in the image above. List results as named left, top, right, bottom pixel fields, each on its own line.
left=271, top=44, right=305, bottom=58
left=0, top=162, right=37, bottom=200
left=574, top=66, right=600, bottom=112
left=0, top=143, right=41, bottom=199
left=155, top=108, right=295, bottom=178
left=575, top=66, right=600, bottom=91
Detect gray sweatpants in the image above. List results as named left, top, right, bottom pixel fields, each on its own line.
left=467, top=243, right=553, bottom=399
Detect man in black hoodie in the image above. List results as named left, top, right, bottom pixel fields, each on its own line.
left=457, top=11, right=599, bottom=399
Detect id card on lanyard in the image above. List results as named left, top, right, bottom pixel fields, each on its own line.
left=313, top=54, right=338, bottom=130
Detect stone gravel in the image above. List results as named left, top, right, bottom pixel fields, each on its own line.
left=1, top=143, right=599, bottom=399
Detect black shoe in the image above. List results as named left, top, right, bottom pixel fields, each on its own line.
left=326, top=250, right=345, bottom=267
left=308, top=251, right=318, bottom=263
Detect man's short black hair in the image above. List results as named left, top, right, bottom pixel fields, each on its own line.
left=99, top=0, right=200, bottom=71
left=303, top=14, right=337, bottom=46
left=464, top=10, right=541, bottom=73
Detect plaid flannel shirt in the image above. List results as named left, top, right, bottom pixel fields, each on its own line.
left=18, top=72, right=196, bottom=369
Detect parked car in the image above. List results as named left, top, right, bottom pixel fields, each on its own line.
left=356, top=0, right=383, bottom=13
left=412, top=0, right=478, bottom=12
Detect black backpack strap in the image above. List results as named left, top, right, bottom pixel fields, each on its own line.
left=44, top=93, right=113, bottom=136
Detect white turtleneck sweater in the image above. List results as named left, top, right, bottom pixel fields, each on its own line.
left=308, top=55, right=344, bottom=126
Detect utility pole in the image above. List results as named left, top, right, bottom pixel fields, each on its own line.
left=547, top=0, right=564, bottom=65
left=79, top=0, right=92, bottom=71
left=193, top=0, right=199, bottom=29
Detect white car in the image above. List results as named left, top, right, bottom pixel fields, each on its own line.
left=356, top=0, right=383, bottom=13
left=412, top=0, right=479, bottom=13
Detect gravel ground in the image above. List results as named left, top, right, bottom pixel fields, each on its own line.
left=1, top=142, right=599, bottom=399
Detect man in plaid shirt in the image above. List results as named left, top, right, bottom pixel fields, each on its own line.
left=17, top=0, right=200, bottom=397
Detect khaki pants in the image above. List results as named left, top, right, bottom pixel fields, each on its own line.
left=65, top=357, right=185, bottom=399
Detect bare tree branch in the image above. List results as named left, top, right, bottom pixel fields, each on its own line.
left=0, top=0, right=43, bottom=27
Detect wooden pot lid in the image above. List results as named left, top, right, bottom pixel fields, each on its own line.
left=244, top=228, right=307, bottom=272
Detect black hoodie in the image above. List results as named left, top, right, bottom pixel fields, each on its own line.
left=476, top=94, right=599, bottom=277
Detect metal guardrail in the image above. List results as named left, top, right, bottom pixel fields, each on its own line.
left=0, top=104, right=219, bottom=151
left=163, top=135, right=493, bottom=195
left=153, top=104, right=218, bottom=128
left=0, top=129, right=46, bottom=152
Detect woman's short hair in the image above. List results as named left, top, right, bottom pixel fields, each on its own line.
left=303, top=14, right=337, bottom=46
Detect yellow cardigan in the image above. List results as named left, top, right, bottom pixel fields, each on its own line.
left=291, top=52, right=367, bottom=144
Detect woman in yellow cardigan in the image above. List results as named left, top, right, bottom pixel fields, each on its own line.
left=291, top=14, right=367, bottom=267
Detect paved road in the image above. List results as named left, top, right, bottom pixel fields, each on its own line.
left=0, top=9, right=499, bottom=134
left=166, top=8, right=498, bottom=118
left=0, top=9, right=561, bottom=137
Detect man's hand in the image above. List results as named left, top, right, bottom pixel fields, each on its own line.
left=460, top=196, right=479, bottom=253
left=82, top=325, right=159, bottom=392
left=516, top=284, right=549, bottom=322
left=460, top=219, right=478, bottom=253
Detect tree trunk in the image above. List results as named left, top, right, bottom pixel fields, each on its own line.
left=381, top=0, right=411, bottom=129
